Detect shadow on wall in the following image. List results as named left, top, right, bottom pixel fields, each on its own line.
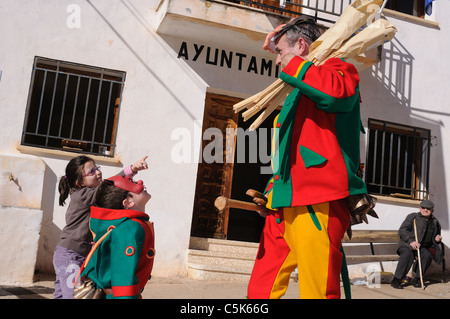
left=34, top=160, right=60, bottom=276
left=372, top=38, right=414, bottom=108
left=359, top=37, right=448, bottom=229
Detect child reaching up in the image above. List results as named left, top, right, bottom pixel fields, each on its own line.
left=79, top=175, right=154, bottom=299
left=53, top=155, right=148, bottom=299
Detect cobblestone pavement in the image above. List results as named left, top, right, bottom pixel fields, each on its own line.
left=1, top=274, right=450, bottom=299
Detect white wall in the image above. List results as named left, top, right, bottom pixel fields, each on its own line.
left=358, top=2, right=450, bottom=238
left=0, top=0, right=209, bottom=279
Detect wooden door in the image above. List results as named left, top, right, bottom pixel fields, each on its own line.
left=190, top=93, right=241, bottom=239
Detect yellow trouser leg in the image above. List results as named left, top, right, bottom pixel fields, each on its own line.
left=283, top=203, right=331, bottom=299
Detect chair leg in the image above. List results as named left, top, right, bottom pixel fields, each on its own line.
left=440, top=242, right=446, bottom=283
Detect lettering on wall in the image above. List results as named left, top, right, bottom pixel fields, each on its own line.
left=177, top=41, right=280, bottom=78
left=66, top=4, right=81, bottom=29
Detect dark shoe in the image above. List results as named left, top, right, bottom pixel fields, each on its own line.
left=390, top=278, right=403, bottom=289
left=412, top=277, right=422, bottom=288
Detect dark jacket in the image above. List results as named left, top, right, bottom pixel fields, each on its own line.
left=58, top=170, right=126, bottom=256
left=58, top=187, right=99, bottom=255
left=397, top=212, right=442, bottom=264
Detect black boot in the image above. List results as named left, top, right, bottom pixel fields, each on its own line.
left=390, top=277, right=403, bottom=289
left=412, top=277, right=422, bottom=288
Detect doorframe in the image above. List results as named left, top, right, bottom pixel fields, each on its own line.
left=190, top=92, right=241, bottom=239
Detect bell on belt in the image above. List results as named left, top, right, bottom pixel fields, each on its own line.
left=346, top=194, right=378, bottom=225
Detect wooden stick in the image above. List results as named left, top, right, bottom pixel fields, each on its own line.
left=233, top=91, right=263, bottom=113
left=413, top=218, right=425, bottom=290
left=242, top=80, right=285, bottom=120
left=214, top=196, right=260, bottom=212
left=234, top=79, right=284, bottom=113
left=233, top=1, right=396, bottom=130
left=249, top=84, right=291, bottom=130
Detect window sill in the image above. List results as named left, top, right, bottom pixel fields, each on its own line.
left=382, top=8, right=440, bottom=29
left=17, top=145, right=123, bottom=166
left=372, top=194, right=421, bottom=207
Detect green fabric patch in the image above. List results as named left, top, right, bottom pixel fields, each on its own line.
left=299, top=145, right=327, bottom=168
left=307, top=205, right=322, bottom=231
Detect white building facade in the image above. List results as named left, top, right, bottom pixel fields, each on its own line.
left=0, top=0, right=448, bottom=285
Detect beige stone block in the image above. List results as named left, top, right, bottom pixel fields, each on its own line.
left=0, top=207, right=43, bottom=285
left=0, top=153, right=46, bottom=209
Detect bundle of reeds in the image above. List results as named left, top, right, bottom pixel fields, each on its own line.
left=234, top=0, right=396, bottom=131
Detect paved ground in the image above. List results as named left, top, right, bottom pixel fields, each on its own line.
left=1, top=274, right=450, bottom=300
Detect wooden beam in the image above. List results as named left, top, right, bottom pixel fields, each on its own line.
left=214, top=196, right=260, bottom=212
left=343, top=230, right=399, bottom=243
left=345, top=254, right=400, bottom=262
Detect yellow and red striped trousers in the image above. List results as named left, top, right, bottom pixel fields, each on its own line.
left=247, top=199, right=349, bottom=299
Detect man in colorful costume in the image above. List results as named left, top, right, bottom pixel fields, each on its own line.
left=247, top=17, right=371, bottom=299
left=81, top=175, right=155, bottom=299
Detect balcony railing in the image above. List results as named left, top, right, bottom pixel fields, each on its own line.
left=225, top=0, right=353, bottom=24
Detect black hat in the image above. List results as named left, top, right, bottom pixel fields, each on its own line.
left=420, top=200, right=434, bottom=209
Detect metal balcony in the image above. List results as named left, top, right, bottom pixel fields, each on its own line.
left=225, top=0, right=353, bottom=24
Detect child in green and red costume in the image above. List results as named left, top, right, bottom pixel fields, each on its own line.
left=54, top=155, right=148, bottom=299
left=80, top=175, right=154, bottom=299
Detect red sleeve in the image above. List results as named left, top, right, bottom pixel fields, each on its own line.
left=280, top=56, right=360, bottom=112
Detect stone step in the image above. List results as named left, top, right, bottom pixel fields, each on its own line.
left=187, top=261, right=254, bottom=281
left=187, top=237, right=298, bottom=282
left=189, top=248, right=257, bottom=261
left=187, top=237, right=257, bottom=281
left=189, top=237, right=259, bottom=255
left=189, top=249, right=257, bottom=269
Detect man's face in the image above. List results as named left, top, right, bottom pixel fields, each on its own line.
left=274, top=34, right=300, bottom=66
left=419, top=206, right=433, bottom=218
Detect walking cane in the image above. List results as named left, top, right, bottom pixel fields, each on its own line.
left=413, top=219, right=425, bottom=290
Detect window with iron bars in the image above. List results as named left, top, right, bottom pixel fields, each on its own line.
left=365, top=118, right=431, bottom=201
left=385, top=0, right=426, bottom=18
left=21, top=57, right=125, bottom=157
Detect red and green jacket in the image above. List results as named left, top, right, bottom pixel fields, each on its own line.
left=82, top=206, right=155, bottom=299
left=266, top=56, right=367, bottom=209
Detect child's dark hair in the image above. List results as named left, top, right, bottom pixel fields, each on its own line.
left=59, top=155, right=95, bottom=206
left=95, top=181, right=130, bottom=209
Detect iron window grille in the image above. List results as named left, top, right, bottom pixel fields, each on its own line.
left=385, top=0, right=426, bottom=18
left=21, top=57, right=126, bottom=157
left=229, top=1, right=428, bottom=22
left=365, top=118, right=431, bottom=201
left=232, top=0, right=353, bottom=24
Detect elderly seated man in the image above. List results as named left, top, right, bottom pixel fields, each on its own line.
left=391, top=200, right=443, bottom=289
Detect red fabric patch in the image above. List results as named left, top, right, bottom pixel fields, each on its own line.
left=289, top=97, right=349, bottom=206
left=302, top=58, right=359, bottom=99
left=125, top=246, right=135, bottom=256
left=112, top=284, right=140, bottom=297
left=247, top=210, right=288, bottom=298
left=282, top=56, right=305, bottom=77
